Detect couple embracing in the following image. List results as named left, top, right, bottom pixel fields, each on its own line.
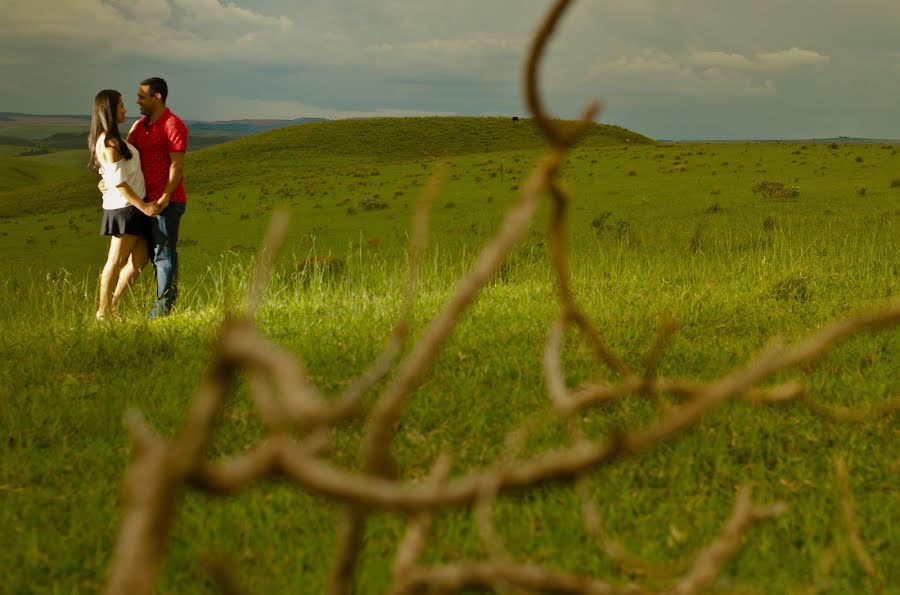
left=89, top=77, right=188, bottom=321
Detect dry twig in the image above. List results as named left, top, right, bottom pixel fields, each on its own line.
left=103, top=1, right=899, bottom=593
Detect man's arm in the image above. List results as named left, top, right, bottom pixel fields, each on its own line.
left=156, top=152, right=184, bottom=211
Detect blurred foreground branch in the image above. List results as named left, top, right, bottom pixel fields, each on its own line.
left=104, top=1, right=899, bottom=593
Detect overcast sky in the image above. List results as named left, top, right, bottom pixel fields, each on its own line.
left=2, top=0, right=899, bottom=139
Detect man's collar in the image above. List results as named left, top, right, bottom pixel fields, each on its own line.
left=146, top=107, right=171, bottom=127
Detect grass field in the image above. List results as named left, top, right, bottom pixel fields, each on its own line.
left=0, top=117, right=898, bottom=593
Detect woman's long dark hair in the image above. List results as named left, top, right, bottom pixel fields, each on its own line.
left=88, top=89, right=132, bottom=172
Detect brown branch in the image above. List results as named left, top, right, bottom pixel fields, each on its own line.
left=391, top=455, right=452, bottom=592
left=105, top=324, right=239, bottom=595
left=335, top=165, right=446, bottom=413
left=525, top=0, right=602, bottom=148
left=401, top=560, right=641, bottom=595
left=800, top=393, right=900, bottom=422
left=836, top=459, right=885, bottom=594
left=246, top=209, right=291, bottom=318
left=663, top=485, right=786, bottom=595
left=577, top=478, right=688, bottom=579
left=103, top=1, right=900, bottom=593
left=361, top=151, right=561, bottom=477
left=547, top=182, right=630, bottom=379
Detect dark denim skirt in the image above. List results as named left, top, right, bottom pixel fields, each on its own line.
left=100, top=205, right=150, bottom=237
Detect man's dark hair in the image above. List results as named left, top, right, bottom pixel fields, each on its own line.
left=141, top=77, right=168, bottom=103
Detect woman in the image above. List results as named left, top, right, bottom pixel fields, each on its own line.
left=88, top=89, right=159, bottom=320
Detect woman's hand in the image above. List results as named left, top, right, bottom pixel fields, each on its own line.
left=141, top=202, right=161, bottom=217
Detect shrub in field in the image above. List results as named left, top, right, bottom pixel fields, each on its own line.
left=614, top=218, right=638, bottom=246
left=703, top=203, right=722, bottom=214
left=751, top=179, right=800, bottom=199
left=856, top=186, right=867, bottom=197
left=294, top=255, right=345, bottom=285
left=590, top=211, right=613, bottom=237
left=890, top=178, right=900, bottom=188
left=762, top=215, right=777, bottom=231
left=688, top=225, right=704, bottom=254
left=359, top=196, right=389, bottom=210
left=772, top=273, right=811, bottom=303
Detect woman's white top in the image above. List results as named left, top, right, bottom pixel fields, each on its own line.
left=95, top=134, right=146, bottom=210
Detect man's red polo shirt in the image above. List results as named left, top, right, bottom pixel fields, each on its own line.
left=129, top=108, right=188, bottom=203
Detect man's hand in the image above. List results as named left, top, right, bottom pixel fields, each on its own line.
left=156, top=194, right=171, bottom=213
left=98, top=179, right=107, bottom=193
left=141, top=202, right=161, bottom=218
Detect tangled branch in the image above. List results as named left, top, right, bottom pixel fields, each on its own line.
left=103, top=1, right=899, bottom=594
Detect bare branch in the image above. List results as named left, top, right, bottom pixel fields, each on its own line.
left=402, top=560, right=640, bottom=595
left=247, top=209, right=291, bottom=318
left=525, top=0, right=602, bottom=148
left=836, top=459, right=886, bottom=594
left=391, top=455, right=452, bottom=590
left=664, top=485, right=786, bottom=595
left=577, top=478, right=688, bottom=579
left=103, top=1, right=900, bottom=593
left=105, top=320, right=241, bottom=595
left=336, top=165, right=447, bottom=412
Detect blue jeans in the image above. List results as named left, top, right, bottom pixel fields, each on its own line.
left=149, top=202, right=185, bottom=317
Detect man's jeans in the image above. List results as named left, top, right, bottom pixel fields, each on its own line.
left=149, top=202, right=185, bottom=318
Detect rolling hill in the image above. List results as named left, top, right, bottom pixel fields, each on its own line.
left=0, top=117, right=651, bottom=218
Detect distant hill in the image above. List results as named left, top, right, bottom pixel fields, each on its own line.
left=0, top=116, right=651, bottom=217
left=187, top=117, right=328, bottom=133
left=201, top=116, right=651, bottom=160
left=0, top=114, right=330, bottom=151
left=662, top=136, right=900, bottom=145
left=0, top=135, right=35, bottom=147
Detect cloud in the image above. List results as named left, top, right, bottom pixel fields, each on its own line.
left=691, top=48, right=829, bottom=71
left=0, top=0, right=303, bottom=64
left=207, top=98, right=456, bottom=121
left=755, top=48, right=830, bottom=69
left=689, top=52, right=755, bottom=70
left=586, top=45, right=829, bottom=98
left=591, top=50, right=688, bottom=75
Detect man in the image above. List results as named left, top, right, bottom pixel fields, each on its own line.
left=126, top=77, right=188, bottom=319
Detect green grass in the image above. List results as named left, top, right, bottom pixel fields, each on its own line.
left=1, top=119, right=899, bottom=593
left=20, top=148, right=91, bottom=169
left=0, top=144, right=31, bottom=157
left=0, top=155, right=93, bottom=193
left=0, top=123, right=87, bottom=140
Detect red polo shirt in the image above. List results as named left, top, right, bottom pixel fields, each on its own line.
left=129, top=108, right=188, bottom=203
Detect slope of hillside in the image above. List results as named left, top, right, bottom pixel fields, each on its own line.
left=0, top=117, right=650, bottom=217
left=205, top=116, right=650, bottom=161
left=0, top=156, right=92, bottom=193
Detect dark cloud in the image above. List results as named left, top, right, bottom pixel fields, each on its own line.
left=1, top=0, right=899, bottom=138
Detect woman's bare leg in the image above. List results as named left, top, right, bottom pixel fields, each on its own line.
left=111, top=236, right=149, bottom=313
left=98, top=234, right=138, bottom=320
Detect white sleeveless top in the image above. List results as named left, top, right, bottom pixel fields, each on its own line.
left=95, top=134, right=146, bottom=210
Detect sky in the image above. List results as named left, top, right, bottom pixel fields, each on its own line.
left=2, top=0, right=899, bottom=140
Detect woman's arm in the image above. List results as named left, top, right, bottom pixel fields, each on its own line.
left=116, top=181, right=159, bottom=217
left=100, top=145, right=158, bottom=217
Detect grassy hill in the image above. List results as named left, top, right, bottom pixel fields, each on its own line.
left=0, top=156, right=93, bottom=193
left=0, top=117, right=651, bottom=218
left=201, top=116, right=650, bottom=163
left=0, top=118, right=898, bottom=593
